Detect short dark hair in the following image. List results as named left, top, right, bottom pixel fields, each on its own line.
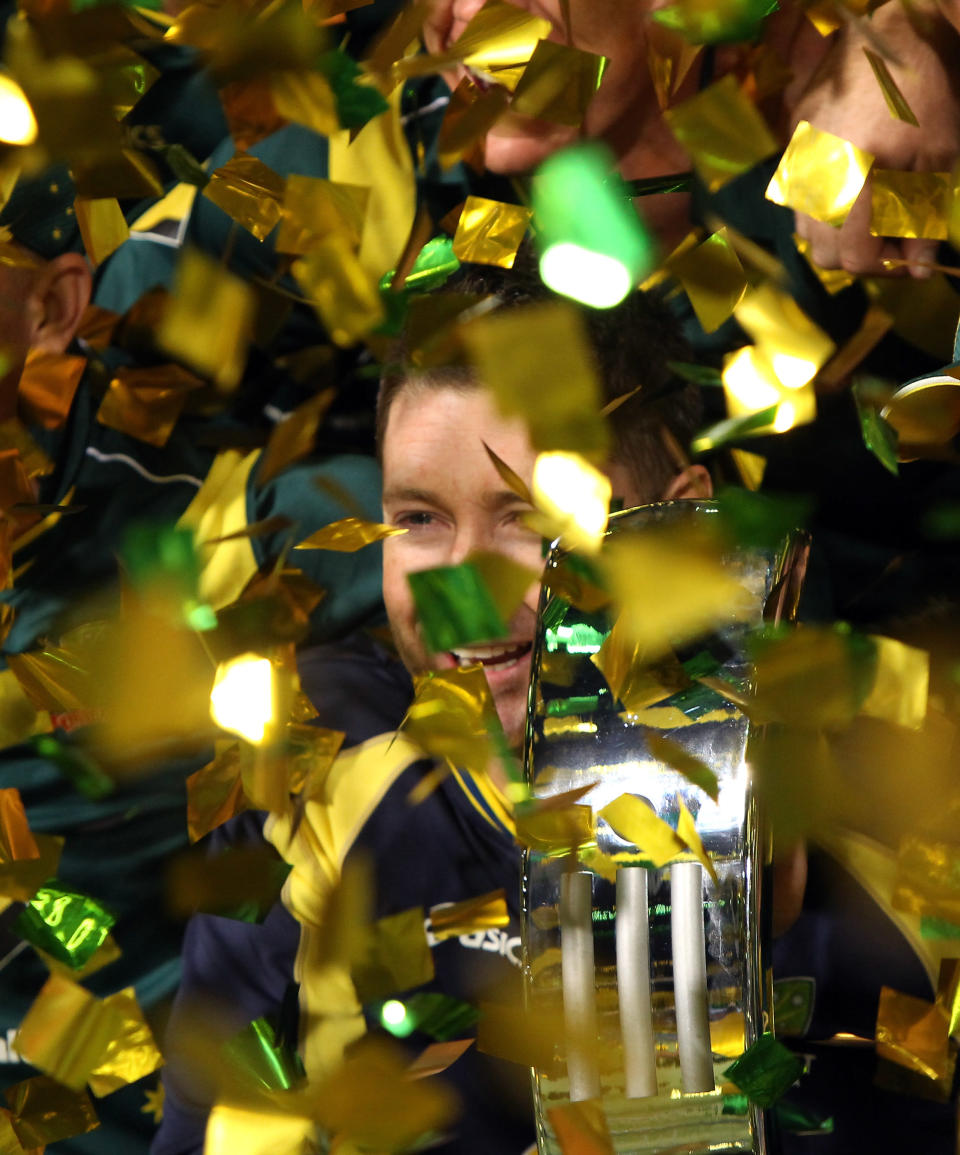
left=377, top=247, right=701, bottom=501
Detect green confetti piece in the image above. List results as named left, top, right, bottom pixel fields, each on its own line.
left=667, top=360, right=724, bottom=387
left=380, top=992, right=479, bottom=1042
left=30, top=735, right=114, bottom=801
left=716, top=486, right=811, bottom=550
left=407, top=564, right=508, bottom=654
left=14, top=883, right=115, bottom=969
left=162, top=143, right=211, bottom=190
left=680, top=650, right=722, bottom=680
left=380, top=236, right=461, bottom=294
left=921, top=915, right=960, bottom=940
left=121, top=522, right=200, bottom=601
left=319, top=50, right=389, bottom=131
left=923, top=501, right=960, bottom=539
left=545, top=692, right=605, bottom=717
left=721, top=1093, right=750, bottom=1116
left=626, top=173, right=695, bottom=198
left=653, top=0, right=778, bottom=45
left=774, top=1100, right=834, bottom=1134
left=222, top=1018, right=305, bottom=1092
left=853, top=381, right=899, bottom=476
left=691, top=405, right=779, bottom=454
left=722, top=1032, right=804, bottom=1107
left=374, top=289, right=409, bottom=338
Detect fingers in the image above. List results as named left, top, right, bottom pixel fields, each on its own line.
left=794, top=180, right=908, bottom=278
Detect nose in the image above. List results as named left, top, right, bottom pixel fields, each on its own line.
left=447, top=522, right=486, bottom=567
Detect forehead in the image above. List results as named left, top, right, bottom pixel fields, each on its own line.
left=382, top=381, right=536, bottom=483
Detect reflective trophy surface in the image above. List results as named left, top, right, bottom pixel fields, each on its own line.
left=522, top=501, right=807, bottom=1155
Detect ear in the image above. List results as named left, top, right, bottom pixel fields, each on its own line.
left=29, top=253, right=91, bottom=355
left=661, top=463, right=712, bottom=501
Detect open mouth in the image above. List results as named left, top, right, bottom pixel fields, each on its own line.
left=450, top=641, right=533, bottom=671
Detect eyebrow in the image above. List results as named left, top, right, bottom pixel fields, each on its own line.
left=381, top=486, right=531, bottom=510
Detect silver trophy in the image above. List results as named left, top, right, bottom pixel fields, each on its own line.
left=522, top=500, right=808, bottom=1154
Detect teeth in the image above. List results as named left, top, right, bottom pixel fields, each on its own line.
left=451, top=642, right=532, bottom=669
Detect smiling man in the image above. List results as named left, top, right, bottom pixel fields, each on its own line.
left=154, top=265, right=709, bottom=1155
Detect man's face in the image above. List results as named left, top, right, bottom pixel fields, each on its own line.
left=381, top=384, right=545, bottom=751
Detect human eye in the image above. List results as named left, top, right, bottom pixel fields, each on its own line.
left=393, top=509, right=441, bottom=530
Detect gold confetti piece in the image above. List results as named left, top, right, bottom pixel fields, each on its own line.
left=531, top=451, right=611, bottom=554
left=157, top=249, right=256, bottom=391
left=294, top=517, right=404, bottom=551
left=0, top=834, right=62, bottom=903
left=205, top=1103, right=316, bottom=1155
left=461, top=301, right=608, bottom=459
left=510, top=39, right=604, bottom=128
left=313, top=1037, right=459, bottom=1149
left=667, top=227, right=748, bottom=333
left=407, top=1038, right=474, bottom=1080
left=647, top=23, right=701, bottom=111
left=818, top=304, right=893, bottom=389
left=880, top=374, right=960, bottom=455
left=257, top=387, right=336, bottom=487
left=600, top=794, right=685, bottom=866
left=403, top=666, right=500, bottom=777
left=734, top=283, right=835, bottom=389
left=97, top=610, right=217, bottom=763
left=276, top=175, right=369, bottom=255
left=96, top=364, right=203, bottom=448
left=935, top=958, right=960, bottom=1040
left=0, top=421, right=52, bottom=480
left=600, top=525, right=753, bottom=658
left=186, top=741, right=248, bottom=843
left=720, top=349, right=814, bottom=436
left=399, top=0, right=550, bottom=86
left=647, top=733, right=719, bottom=801
left=476, top=1000, right=560, bottom=1068
left=0, top=788, right=38, bottom=863
left=876, top=986, right=950, bottom=1082
left=141, top=1082, right=164, bottom=1124
left=793, top=233, right=857, bottom=293
left=270, top=69, right=339, bottom=137
left=429, top=890, right=509, bottom=940
left=452, top=195, right=532, bottom=269
left=87, top=988, right=164, bottom=1097
left=870, top=170, right=950, bottom=240
left=676, top=798, right=718, bottom=884
left=483, top=442, right=533, bottom=504
left=351, top=907, right=435, bottom=1002
left=6, top=644, right=91, bottom=713
left=364, top=0, right=429, bottom=81
left=74, top=198, right=129, bottom=267
left=548, top=1099, right=614, bottom=1155
left=72, top=149, right=165, bottom=202
left=711, top=1010, right=746, bottom=1058
left=863, top=48, right=919, bottom=126
left=592, top=620, right=689, bottom=713
left=17, top=350, right=87, bottom=431
left=4, top=1077, right=98, bottom=1148
left=14, top=975, right=125, bottom=1091
left=202, top=152, right=286, bottom=241
left=286, top=726, right=345, bottom=797
left=804, top=0, right=842, bottom=35
left=859, top=635, right=928, bottom=730
left=437, top=80, right=510, bottom=172
left=515, top=801, right=595, bottom=854
left=767, top=120, right=874, bottom=226
left=293, top=235, right=385, bottom=346
left=34, top=933, right=122, bottom=984
left=664, top=74, right=778, bottom=193
left=893, top=836, right=960, bottom=925
left=165, top=843, right=289, bottom=919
